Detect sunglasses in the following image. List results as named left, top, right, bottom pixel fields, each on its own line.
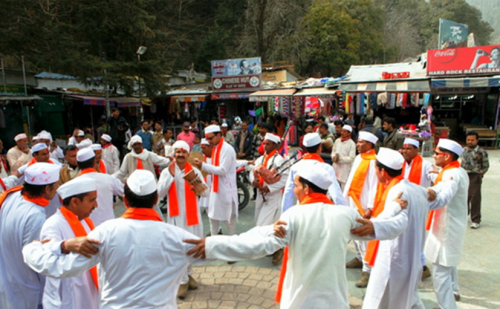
left=433, top=151, right=448, bottom=156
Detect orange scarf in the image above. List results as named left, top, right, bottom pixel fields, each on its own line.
left=102, top=143, right=112, bottom=149
left=0, top=178, right=6, bottom=192
left=136, top=158, right=143, bottom=169
left=341, top=135, right=351, bottom=142
left=347, top=149, right=377, bottom=216
left=0, top=186, right=23, bottom=210
left=364, top=176, right=404, bottom=267
left=275, top=193, right=333, bottom=303
left=259, top=150, right=277, bottom=186
left=28, top=157, right=54, bottom=166
left=168, top=162, right=200, bottom=226
left=98, top=160, right=107, bottom=173
left=121, top=207, right=163, bottom=221
left=402, top=155, right=423, bottom=185
left=79, top=167, right=97, bottom=176
left=211, top=140, right=224, bottom=192
left=425, top=161, right=460, bottom=230
left=23, top=191, right=50, bottom=207
left=59, top=206, right=99, bottom=290
left=301, top=152, right=324, bottom=162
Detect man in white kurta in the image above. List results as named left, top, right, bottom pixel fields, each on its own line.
left=76, top=148, right=124, bottom=227
left=0, top=163, right=61, bottom=309
left=424, top=139, right=469, bottom=309
left=193, top=125, right=238, bottom=236
left=281, top=133, right=346, bottom=214
left=401, top=137, right=436, bottom=280
left=331, top=125, right=356, bottom=190
left=157, top=141, right=208, bottom=298
left=343, top=131, right=379, bottom=287
left=39, top=177, right=100, bottom=309
left=100, top=134, right=120, bottom=175
left=23, top=170, right=204, bottom=309
left=185, top=160, right=409, bottom=309
left=360, top=148, right=428, bottom=309
left=198, top=138, right=212, bottom=212
left=7, top=133, right=32, bottom=173
left=249, top=133, right=288, bottom=226
left=39, top=131, right=64, bottom=162
left=113, top=135, right=170, bottom=182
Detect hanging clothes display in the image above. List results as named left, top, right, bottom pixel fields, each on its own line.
left=359, top=93, right=365, bottom=115
left=369, top=93, right=378, bottom=110
left=282, top=97, right=290, bottom=117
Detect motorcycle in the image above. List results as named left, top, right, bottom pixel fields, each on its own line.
left=236, top=166, right=250, bottom=211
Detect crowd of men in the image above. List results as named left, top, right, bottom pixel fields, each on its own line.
left=0, top=111, right=490, bottom=309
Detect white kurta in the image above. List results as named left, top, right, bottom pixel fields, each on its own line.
left=157, top=164, right=208, bottom=238
left=281, top=158, right=346, bottom=213
left=79, top=172, right=124, bottom=227
left=0, top=192, right=46, bottom=309
left=363, top=179, right=428, bottom=309
left=50, top=146, right=64, bottom=162
left=201, top=140, right=238, bottom=221
left=249, top=153, right=288, bottom=226
left=23, top=218, right=203, bottom=309
left=331, top=138, right=356, bottom=183
left=425, top=167, right=469, bottom=267
left=102, top=144, right=120, bottom=175
left=39, top=209, right=99, bottom=309
left=403, top=156, right=434, bottom=188
left=343, top=154, right=379, bottom=212
left=113, top=150, right=170, bottom=182
left=6, top=146, right=32, bottom=173
left=0, top=175, right=21, bottom=193
left=206, top=202, right=407, bottom=309
left=199, top=157, right=212, bottom=209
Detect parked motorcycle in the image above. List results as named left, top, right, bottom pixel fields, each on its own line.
left=236, top=166, right=250, bottom=211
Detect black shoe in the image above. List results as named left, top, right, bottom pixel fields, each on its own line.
left=218, top=230, right=223, bottom=235
left=251, top=195, right=256, bottom=201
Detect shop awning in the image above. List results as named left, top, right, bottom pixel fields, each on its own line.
left=171, top=95, right=207, bottom=103
left=340, top=79, right=430, bottom=92
left=0, top=95, right=42, bottom=101
left=67, top=95, right=107, bottom=106
left=293, top=87, right=340, bottom=96
left=249, top=88, right=296, bottom=102
left=110, top=97, right=141, bottom=107
left=431, top=76, right=500, bottom=88
left=211, top=93, right=250, bottom=100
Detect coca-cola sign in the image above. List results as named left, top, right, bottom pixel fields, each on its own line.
left=428, top=45, right=500, bottom=76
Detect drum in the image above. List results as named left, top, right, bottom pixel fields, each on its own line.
left=183, top=169, right=208, bottom=196
left=187, top=151, right=208, bottom=177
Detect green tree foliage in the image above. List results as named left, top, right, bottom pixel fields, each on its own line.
left=466, top=0, right=500, bottom=44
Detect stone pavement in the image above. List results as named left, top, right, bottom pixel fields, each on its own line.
left=113, top=149, right=500, bottom=309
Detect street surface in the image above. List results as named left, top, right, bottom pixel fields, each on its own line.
left=113, top=149, right=500, bottom=308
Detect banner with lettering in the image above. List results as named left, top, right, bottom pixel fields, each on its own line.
left=211, top=57, right=262, bottom=91
left=438, top=19, right=468, bottom=49
left=427, top=45, right=500, bottom=76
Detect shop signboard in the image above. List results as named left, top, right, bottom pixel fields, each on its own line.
left=427, top=45, right=500, bottom=76
left=438, top=19, right=468, bottom=48
left=211, top=57, right=261, bottom=91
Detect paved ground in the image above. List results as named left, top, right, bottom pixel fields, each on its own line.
left=113, top=149, right=500, bottom=308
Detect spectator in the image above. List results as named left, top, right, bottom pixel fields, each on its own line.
left=344, top=113, right=355, bottom=126
left=252, top=123, right=271, bottom=159
left=318, top=123, right=335, bottom=164
left=177, top=122, right=196, bottom=150
left=234, top=121, right=254, bottom=159
left=333, top=120, right=343, bottom=139
left=461, top=131, right=489, bottom=229
left=161, top=129, right=175, bottom=157
left=221, top=123, right=235, bottom=146
left=135, top=120, right=153, bottom=151
left=107, top=108, right=129, bottom=157
left=192, top=135, right=202, bottom=153
left=381, top=117, right=404, bottom=151
left=151, top=121, right=164, bottom=154
left=299, top=124, right=314, bottom=152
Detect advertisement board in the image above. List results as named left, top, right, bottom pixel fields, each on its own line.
left=211, top=57, right=261, bottom=91
left=427, top=45, right=500, bottom=76
left=438, top=19, right=468, bottom=48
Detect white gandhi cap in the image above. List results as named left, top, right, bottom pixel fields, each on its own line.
left=437, top=138, right=464, bottom=156
left=77, top=130, right=85, bottom=137
left=204, top=125, right=221, bottom=135
left=264, top=133, right=280, bottom=144
left=127, top=170, right=157, bottom=196
left=15, top=133, right=27, bottom=141
left=101, top=134, right=112, bottom=142
left=358, top=131, right=378, bottom=144
left=25, top=163, right=61, bottom=185
left=376, top=147, right=405, bottom=170
left=91, top=144, right=102, bottom=151
left=201, top=138, right=210, bottom=146
left=32, top=143, right=48, bottom=153
left=296, top=161, right=332, bottom=190
left=57, top=177, right=97, bottom=200
left=403, top=138, right=420, bottom=148
left=172, top=140, right=190, bottom=152
left=342, top=125, right=352, bottom=133
left=302, top=133, right=321, bottom=147
left=77, top=147, right=95, bottom=162
left=77, top=139, right=93, bottom=149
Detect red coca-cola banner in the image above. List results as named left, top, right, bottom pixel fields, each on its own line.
left=427, top=45, right=500, bottom=76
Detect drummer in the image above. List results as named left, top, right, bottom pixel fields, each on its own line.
left=157, top=140, right=209, bottom=299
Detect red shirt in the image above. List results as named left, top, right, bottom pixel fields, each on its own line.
left=176, top=131, right=196, bottom=150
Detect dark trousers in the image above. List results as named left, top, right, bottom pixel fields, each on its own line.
left=467, top=173, right=483, bottom=223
